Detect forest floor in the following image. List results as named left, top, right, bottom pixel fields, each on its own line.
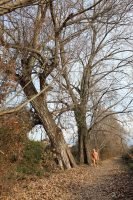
left=0, top=157, right=133, bottom=200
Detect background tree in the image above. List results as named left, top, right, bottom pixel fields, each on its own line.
left=88, top=108, right=127, bottom=159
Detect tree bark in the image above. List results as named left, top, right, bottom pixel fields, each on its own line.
left=0, top=0, right=39, bottom=16
left=19, top=78, right=76, bottom=169
left=78, top=127, right=90, bottom=164
left=75, top=107, right=90, bottom=164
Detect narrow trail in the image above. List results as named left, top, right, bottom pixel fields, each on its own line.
left=1, top=158, right=133, bottom=200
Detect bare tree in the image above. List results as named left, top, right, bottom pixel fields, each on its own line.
left=0, top=0, right=106, bottom=169
left=0, top=2, right=76, bottom=169
left=88, top=107, right=127, bottom=157
left=50, top=0, right=133, bottom=164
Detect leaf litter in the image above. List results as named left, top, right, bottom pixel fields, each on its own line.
left=0, top=158, right=132, bottom=200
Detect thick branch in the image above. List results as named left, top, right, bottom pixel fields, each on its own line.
left=0, top=0, right=40, bottom=15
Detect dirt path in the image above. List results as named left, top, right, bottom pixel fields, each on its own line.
left=1, top=158, right=133, bottom=200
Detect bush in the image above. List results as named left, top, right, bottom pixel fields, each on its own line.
left=23, top=141, right=43, bottom=164
left=17, top=141, right=58, bottom=175
left=17, top=141, right=44, bottom=176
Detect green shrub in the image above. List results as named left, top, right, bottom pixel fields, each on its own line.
left=17, top=141, right=44, bottom=176
left=23, top=141, right=43, bottom=164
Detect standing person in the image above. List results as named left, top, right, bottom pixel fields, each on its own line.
left=91, top=149, right=99, bottom=167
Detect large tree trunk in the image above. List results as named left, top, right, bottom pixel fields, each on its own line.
left=78, top=127, right=90, bottom=164
left=33, top=99, right=77, bottom=169
left=75, top=107, right=90, bottom=164
left=19, top=79, right=76, bottom=169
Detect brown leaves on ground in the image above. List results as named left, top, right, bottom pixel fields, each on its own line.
left=0, top=158, right=132, bottom=200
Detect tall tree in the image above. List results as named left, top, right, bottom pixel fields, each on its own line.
left=0, top=2, right=75, bottom=169
left=0, top=0, right=105, bottom=169
left=50, top=0, right=133, bottom=164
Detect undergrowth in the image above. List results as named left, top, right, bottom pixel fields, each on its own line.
left=17, top=141, right=44, bottom=176
left=122, top=146, right=133, bottom=170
